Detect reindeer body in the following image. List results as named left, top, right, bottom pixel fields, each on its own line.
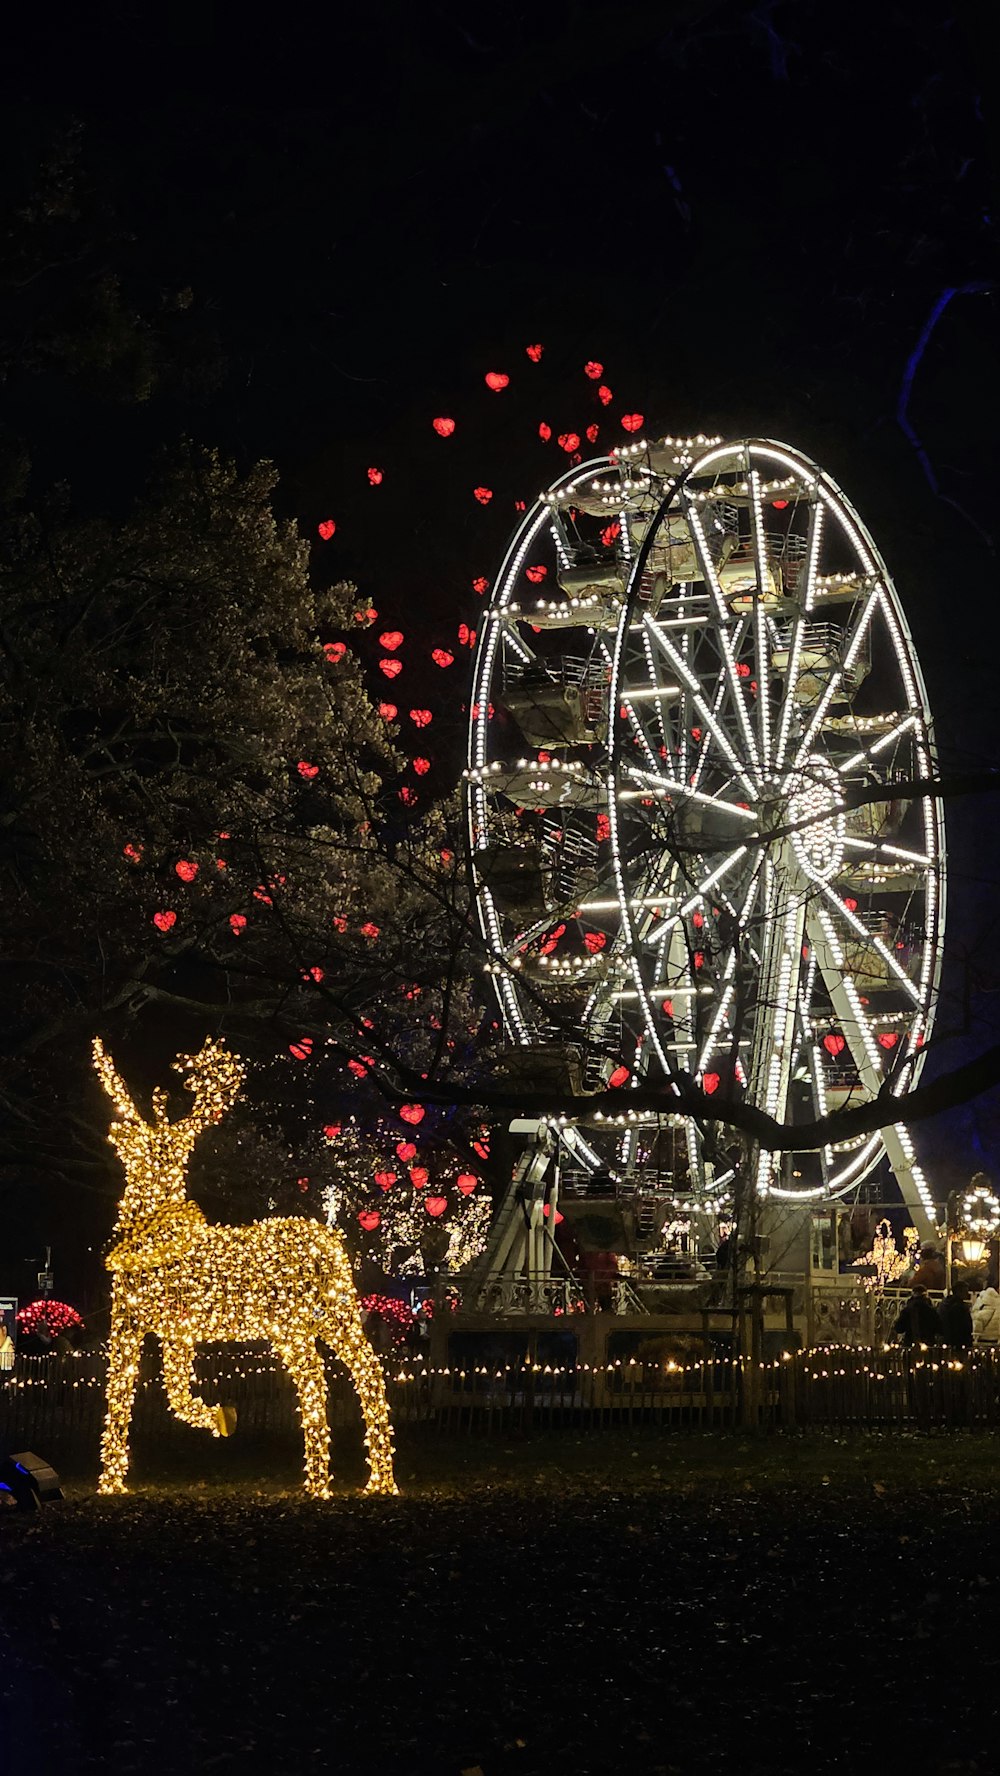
left=94, top=1037, right=396, bottom=1498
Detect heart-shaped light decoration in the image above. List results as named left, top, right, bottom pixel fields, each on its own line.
left=378, top=701, right=398, bottom=720
left=374, top=1171, right=397, bottom=1192
left=525, top=564, right=547, bottom=583
left=123, top=842, right=143, bottom=863
left=431, top=648, right=454, bottom=667
left=396, top=1140, right=417, bottom=1162
left=473, top=1139, right=490, bottom=1160
left=823, top=1032, right=847, bottom=1056
left=878, top=1032, right=899, bottom=1050
left=703, top=1073, right=721, bottom=1095
left=399, top=787, right=417, bottom=806
left=542, top=1204, right=565, bottom=1224
left=456, top=1174, right=477, bottom=1196
left=661, top=998, right=673, bottom=1017
left=410, top=708, right=432, bottom=728
left=596, top=814, right=611, bottom=842
left=153, top=910, right=177, bottom=932
left=557, top=432, right=580, bottom=453
left=317, top=519, right=336, bottom=540
left=538, top=422, right=552, bottom=441
left=379, top=630, right=404, bottom=650
left=843, top=897, right=858, bottom=913
left=360, top=921, right=380, bottom=939
left=324, top=641, right=347, bottom=663
left=473, top=486, right=493, bottom=505
left=432, top=417, right=455, bottom=437
left=358, top=1210, right=381, bottom=1232
left=598, top=384, right=613, bottom=406
left=367, top=467, right=383, bottom=485
left=348, top=1059, right=368, bottom=1077
left=608, top=1065, right=630, bottom=1088
left=297, top=761, right=319, bottom=778
left=584, top=931, right=607, bottom=954
left=425, top=1195, right=448, bottom=1218
left=472, top=576, right=489, bottom=594
left=353, top=606, right=378, bottom=625
left=289, top=1037, right=313, bottom=1060
left=410, top=1166, right=429, bottom=1187
left=413, top=757, right=431, bottom=776
left=229, top=913, right=247, bottom=935
left=379, top=658, right=403, bottom=678
left=621, top=413, right=644, bottom=433
left=400, top=1103, right=425, bottom=1125
left=323, top=1123, right=341, bottom=1139
left=526, top=343, right=543, bottom=361
left=586, top=423, right=599, bottom=443
left=584, top=360, right=603, bottom=379
left=485, top=371, right=509, bottom=391
left=175, top=859, right=198, bottom=882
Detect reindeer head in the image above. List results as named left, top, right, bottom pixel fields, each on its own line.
left=93, top=1037, right=245, bottom=1231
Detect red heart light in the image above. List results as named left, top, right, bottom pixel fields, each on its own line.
left=410, top=1165, right=429, bottom=1187
left=360, top=921, right=380, bottom=939
left=473, top=486, right=493, bottom=505
left=153, top=911, right=176, bottom=932
left=621, top=413, right=644, bottom=433
left=597, top=385, right=613, bottom=406
left=596, top=813, right=611, bottom=842
left=396, top=1140, right=417, bottom=1162
left=843, top=897, right=858, bottom=913
left=348, top=1059, right=368, bottom=1077
left=399, top=786, right=417, bottom=806
left=379, top=630, right=404, bottom=650
left=557, top=432, right=580, bottom=453
left=413, top=757, right=431, bottom=775
left=600, top=521, right=621, bottom=548
left=229, top=913, right=247, bottom=935
left=661, top=998, right=674, bottom=1017
left=526, top=343, right=543, bottom=362
left=538, top=422, right=552, bottom=441
left=608, top=1065, right=630, bottom=1088
left=374, top=1171, right=397, bottom=1192
left=584, top=361, right=603, bottom=379
left=400, top=1104, right=425, bottom=1125
left=542, top=1204, right=565, bottom=1225
left=473, top=1139, right=490, bottom=1160
left=458, top=623, right=474, bottom=646
left=425, top=1195, right=448, bottom=1218
left=693, top=952, right=705, bottom=970
left=123, top=842, right=143, bottom=863
left=823, top=1032, right=847, bottom=1056
left=323, top=1124, right=342, bottom=1140
left=456, top=1174, right=477, bottom=1196
left=525, top=565, right=548, bottom=584
left=297, top=761, right=319, bottom=778
left=175, top=859, right=198, bottom=882
left=379, top=658, right=403, bottom=678
left=772, top=498, right=789, bottom=510
left=584, top=932, right=607, bottom=954
left=367, top=467, right=383, bottom=485
left=485, top=371, right=509, bottom=392
left=586, top=423, right=599, bottom=443
left=472, top=577, right=489, bottom=594
left=703, top=1073, right=721, bottom=1095
left=378, top=701, right=398, bottom=720
left=431, top=648, right=454, bottom=667
left=324, top=641, right=347, bottom=663
left=358, top=1210, right=381, bottom=1232
left=289, top=1037, right=313, bottom=1060
left=878, top=1033, right=899, bottom=1050
left=410, top=709, right=432, bottom=727
left=539, top=923, right=566, bottom=956
left=317, top=519, right=336, bottom=540
left=353, top=606, right=378, bottom=625
left=432, top=417, right=455, bottom=437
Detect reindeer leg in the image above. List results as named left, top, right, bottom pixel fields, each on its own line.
left=329, top=1307, right=397, bottom=1496
left=98, top=1300, right=143, bottom=1495
left=161, top=1339, right=237, bottom=1437
left=273, top=1337, right=331, bottom=1499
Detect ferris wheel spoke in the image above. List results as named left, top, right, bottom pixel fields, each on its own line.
left=644, top=616, right=758, bottom=799
left=817, top=880, right=924, bottom=1007
left=774, top=500, right=825, bottom=772
left=683, top=503, right=762, bottom=774
left=836, top=713, right=918, bottom=774
left=748, top=471, right=774, bottom=764
left=792, top=589, right=880, bottom=767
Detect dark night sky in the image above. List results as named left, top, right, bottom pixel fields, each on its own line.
left=3, top=1, right=998, bottom=1298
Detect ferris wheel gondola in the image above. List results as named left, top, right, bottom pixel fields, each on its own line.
left=465, top=437, right=944, bottom=1246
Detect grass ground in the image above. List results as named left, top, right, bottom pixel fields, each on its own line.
left=2, top=1428, right=998, bottom=1775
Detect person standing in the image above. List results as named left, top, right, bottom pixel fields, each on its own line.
left=892, top=1286, right=943, bottom=1347
left=972, top=1285, right=1000, bottom=1343
left=938, top=1282, right=974, bottom=1350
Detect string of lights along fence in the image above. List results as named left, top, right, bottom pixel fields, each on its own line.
left=92, top=1035, right=396, bottom=1498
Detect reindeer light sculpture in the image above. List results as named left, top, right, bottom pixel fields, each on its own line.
left=93, top=1036, right=396, bottom=1497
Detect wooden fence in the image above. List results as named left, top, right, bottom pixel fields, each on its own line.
left=3, top=1343, right=999, bottom=1465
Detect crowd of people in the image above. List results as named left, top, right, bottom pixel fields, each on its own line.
left=891, top=1243, right=1000, bottom=1350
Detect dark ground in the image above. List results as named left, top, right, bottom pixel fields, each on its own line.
left=1, top=1429, right=997, bottom=1776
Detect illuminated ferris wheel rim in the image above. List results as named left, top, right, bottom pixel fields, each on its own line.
left=465, top=435, right=945, bottom=1226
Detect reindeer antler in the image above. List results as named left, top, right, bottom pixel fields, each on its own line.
left=92, top=1038, right=145, bottom=1125
left=173, top=1038, right=245, bottom=1131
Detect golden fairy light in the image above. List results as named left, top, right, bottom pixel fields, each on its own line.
left=93, top=1036, right=396, bottom=1498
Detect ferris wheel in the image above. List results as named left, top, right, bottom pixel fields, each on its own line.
left=465, top=436, right=944, bottom=1250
